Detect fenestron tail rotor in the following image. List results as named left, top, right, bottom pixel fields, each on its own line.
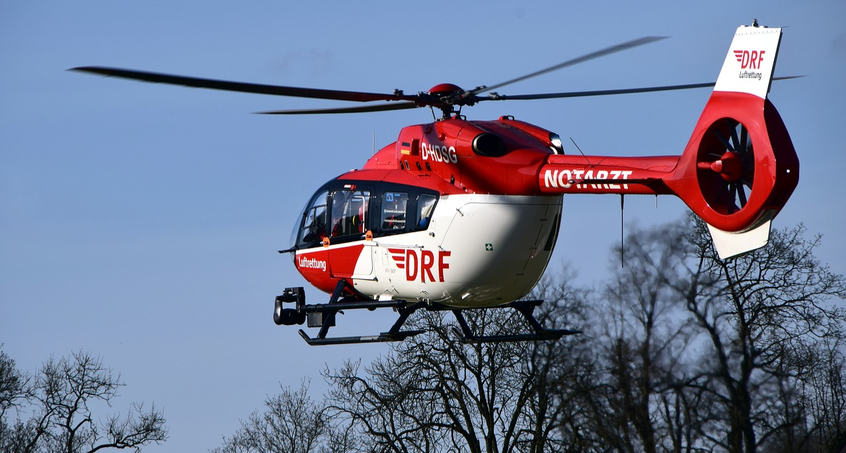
left=697, top=118, right=756, bottom=215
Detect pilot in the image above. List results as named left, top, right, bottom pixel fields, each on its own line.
left=303, top=212, right=326, bottom=243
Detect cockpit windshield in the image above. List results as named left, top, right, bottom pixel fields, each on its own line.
left=293, top=180, right=438, bottom=249
left=297, top=189, right=329, bottom=246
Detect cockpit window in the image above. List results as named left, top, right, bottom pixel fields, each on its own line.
left=295, top=181, right=438, bottom=247
left=381, top=192, right=408, bottom=231
left=416, top=193, right=437, bottom=230
left=299, top=190, right=329, bottom=245
left=330, top=189, right=370, bottom=238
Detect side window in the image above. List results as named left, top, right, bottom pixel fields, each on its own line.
left=380, top=192, right=408, bottom=231
left=330, top=189, right=370, bottom=238
left=416, top=193, right=437, bottom=230
left=299, top=190, right=328, bottom=245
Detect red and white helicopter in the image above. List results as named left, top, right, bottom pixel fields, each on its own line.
left=73, top=22, right=798, bottom=345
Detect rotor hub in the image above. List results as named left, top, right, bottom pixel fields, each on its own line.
left=427, top=83, right=465, bottom=99
left=697, top=151, right=743, bottom=182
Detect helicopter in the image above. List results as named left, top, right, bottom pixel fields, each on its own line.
left=72, top=22, right=798, bottom=345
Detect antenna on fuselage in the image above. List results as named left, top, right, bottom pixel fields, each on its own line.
left=569, top=137, right=594, bottom=168
left=620, top=194, right=625, bottom=268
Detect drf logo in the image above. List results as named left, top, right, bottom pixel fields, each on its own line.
left=733, top=50, right=765, bottom=69
left=389, top=248, right=451, bottom=283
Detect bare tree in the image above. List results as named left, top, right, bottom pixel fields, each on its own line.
left=1, top=348, right=28, bottom=418
left=529, top=269, right=603, bottom=452
left=677, top=219, right=846, bottom=453
left=211, top=380, right=345, bottom=453
left=574, top=221, right=713, bottom=453
left=323, top=269, right=591, bottom=453
left=0, top=349, right=167, bottom=453
left=565, top=217, right=846, bottom=453
left=1, top=348, right=36, bottom=453
left=784, top=335, right=846, bottom=453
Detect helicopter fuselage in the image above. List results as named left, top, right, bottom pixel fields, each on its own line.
left=294, top=191, right=562, bottom=308
left=289, top=116, right=572, bottom=308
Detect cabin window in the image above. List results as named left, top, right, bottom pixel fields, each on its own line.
left=380, top=192, right=408, bottom=231
left=296, top=180, right=440, bottom=246
left=416, top=193, right=437, bottom=230
left=330, top=189, right=370, bottom=238
left=299, top=190, right=329, bottom=245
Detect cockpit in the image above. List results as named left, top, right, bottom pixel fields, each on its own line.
left=292, top=179, right=439, bottom=250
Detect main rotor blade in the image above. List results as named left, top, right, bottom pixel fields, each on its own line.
left=488, top=81, right=717, bottom=100
left=480, top=76, right=803, bottom=101
left=259, top=101, right=420, bottom=115
left=466, top=36, right=667, bottom=99
left=70, top=66, right=417, bottom=103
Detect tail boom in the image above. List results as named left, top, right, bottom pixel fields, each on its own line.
left=538, top=155, right=678, bottom=195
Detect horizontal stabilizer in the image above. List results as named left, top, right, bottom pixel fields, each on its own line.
left=707, top=219, right=771, bottom=259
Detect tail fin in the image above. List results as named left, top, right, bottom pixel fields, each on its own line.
left=714, top=24, right=783, bottom=99
left=667, top=23, right=799, bottom=259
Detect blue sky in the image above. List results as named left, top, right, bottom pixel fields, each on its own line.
left=2, top=1, right=844, bottom=451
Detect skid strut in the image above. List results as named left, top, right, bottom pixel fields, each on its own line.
left=451, top=300, right=581, bottom=343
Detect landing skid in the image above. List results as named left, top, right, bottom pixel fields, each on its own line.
left=275, top=283, right=581, bottom=346
left=298, top=329, right=425, bottom=346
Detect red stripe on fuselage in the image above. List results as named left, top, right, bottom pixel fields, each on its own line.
left=295, top=243, right=365, bottom=294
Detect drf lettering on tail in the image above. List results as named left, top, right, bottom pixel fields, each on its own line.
left=734, top=49, right=765, bottom=69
